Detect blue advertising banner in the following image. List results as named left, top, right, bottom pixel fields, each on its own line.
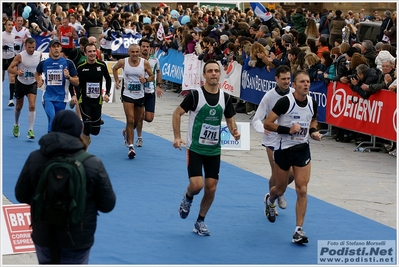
left=240, top=67, right=277, bottom=105
left=309, top=81, right=327, bottom=123
left=157, top=49, right=184, bottom=84
left=240, top=66, right=327, bottom=123
left=110, top=32, right=142, bottom=55
left=33, top=32, right=141, bottom=54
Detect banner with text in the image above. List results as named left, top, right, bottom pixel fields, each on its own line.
left=326, top=82, right=396, bottom=141
left=240, top=67, right=277, bottom=104
left=33, top=32, right=142, bottom=54
left=309, top=81, right=328, bottom=123
left=158, top=49, right=185, bottom=84
left=2, top=204, right=35, bottom=255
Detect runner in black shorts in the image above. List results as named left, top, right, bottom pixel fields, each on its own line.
left=264, top=71, right=322, bottom=244
left=173, top=60, right=240, bottom=236
left=3, top=19, right=16, bottom=106
left=7, top=37, right=41, bottom=139
left=112, top=44, right=154, bottom=159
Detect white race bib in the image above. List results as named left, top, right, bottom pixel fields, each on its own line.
left=199, top=123, right=219, bottom=145
left=47, top=69, right=63, bottom=86
left=86, top=82, right=100, bottom=98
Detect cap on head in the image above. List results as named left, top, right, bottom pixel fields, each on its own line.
left=49, top=39, right=61, bottom=47
left=51, top=110, right=83, bottom=138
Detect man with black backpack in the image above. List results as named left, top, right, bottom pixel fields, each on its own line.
left=15, top=110, right=116, bottom=264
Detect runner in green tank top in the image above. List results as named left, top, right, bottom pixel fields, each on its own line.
left=172, top=60, right=240, bottom=236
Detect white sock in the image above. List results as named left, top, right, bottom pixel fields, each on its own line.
left=28, top=111, right=36, bottom=130
left=295, top=226, right=302, bottom=232
left=267, top=197, right=275, bottom=206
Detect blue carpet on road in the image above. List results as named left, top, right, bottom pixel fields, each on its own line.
left=2, top=84, right=396, bottom=265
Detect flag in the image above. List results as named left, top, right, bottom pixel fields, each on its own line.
left=157, top=22, right=164, bottom=41
left=249, top=2, right=272, bottom=22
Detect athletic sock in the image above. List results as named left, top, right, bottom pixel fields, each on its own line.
left=28, top=111, right=36, bottom=130
left=267, top=197, right=275, bottom=205
left=197, top=215, right=205, bottom=222
left=185, top=192, right=193, bottom=201
left=295, top=226, right=302, bottom=232
left=14, top=109, right=21, bottom=125
left=9, top=83, right=15, bottom=100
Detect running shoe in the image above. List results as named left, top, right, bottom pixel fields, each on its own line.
left=178, top=193, right=192, bottom=219
left=13, top=125, right=20, bottom=137
left=27, top=129, right=35, bottom=139
left=193, top=220, right=210, bottom=236
left=264, top=193, right=276, bottom=223
left=122, top=128, right=128, bottom=147
left=292, top=228, right=309, bottom=244
left=128, top=146, right=136, bottom=159
left=136, top=137, right=143, bottom=147
left=278, top=195, right=287, bottom=209
left=8, top=100, right=14, bottom=107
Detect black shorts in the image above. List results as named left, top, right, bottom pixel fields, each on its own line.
left=15, top=78, right=37, bottom=99
left=274, top=143, right=311, bottom=171
left=3, top=57, right=15, bottom=70
left=144, top=92, right=156, bottom=112
left=187, top=149, right=221, bottom=180
left=62, top=47, right=73, bottom=57
left=121, top=95, right=145, bottom=107
left=100, top=47, right=112, bottom=56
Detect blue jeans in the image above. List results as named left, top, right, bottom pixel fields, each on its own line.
left=34, top=244, right=91, bottom=264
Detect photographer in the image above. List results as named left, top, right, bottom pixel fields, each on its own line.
left=349, top=64, right=380, bottom=99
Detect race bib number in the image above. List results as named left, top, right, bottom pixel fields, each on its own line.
left=288, top=121, right=308, bottom=141
left=24, top=69, right=34, bottom=79
left=4, top=43, right=14, bottom=55
left=61, top=35, right=69, bottom=45
left=199, top=123, right=219, bottom=145
left=47, top=69, right=63, bottom=86
left=127, top=80, right=142, bottom=91
left=86, top=82, right=100, bottom=98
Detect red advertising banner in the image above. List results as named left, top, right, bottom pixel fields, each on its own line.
left=2, top=204, right=35, bottom=253
left=326, top=82, right=397, bottom=141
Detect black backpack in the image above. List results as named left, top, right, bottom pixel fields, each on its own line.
left=32, top=152, right=92, bottom=226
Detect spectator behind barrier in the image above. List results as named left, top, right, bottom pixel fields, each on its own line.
left=360, top=40, right=377, bottom=68
left=349, top=64, right=380, bottom=99
left=366, top=60, right=395, bottom=93
left=304, top=52, right=322, bottom=82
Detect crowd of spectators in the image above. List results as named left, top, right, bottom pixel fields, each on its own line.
left=2, top=2, right=397, bottom=154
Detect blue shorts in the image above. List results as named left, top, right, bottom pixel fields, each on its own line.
left=144, top=92, right=156, bottom=113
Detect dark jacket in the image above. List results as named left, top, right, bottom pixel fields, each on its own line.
left=363, top=49, right=377, bottom=68
left=332, top=54, right=349, bottom=81
left=329, top=17, right=346, bottom=35
left=15, top=132, right=116, bottom=249
left=350, top=68, right=381, bottom=99
left=307, top=61, right=323, bottom=82
left=378, top=17, right=394, bottom=42
left=291, top=13, right=307, bottom=33
left=37, top=14, right=53, bottom=33
left=384, top=24, right=396, bottom=46
left=369, top=69, right=395, bottom=93
left=318, top=12, right=330, bottom=35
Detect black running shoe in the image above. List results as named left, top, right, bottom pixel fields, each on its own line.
left=292, top=228, right=309, bottom=244
left=264, top=193, right=276, bottom=223
left=128, top=146, right=136, bottom=159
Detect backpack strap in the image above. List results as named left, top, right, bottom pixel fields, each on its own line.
left=73, top=151, right=93, bottom=164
